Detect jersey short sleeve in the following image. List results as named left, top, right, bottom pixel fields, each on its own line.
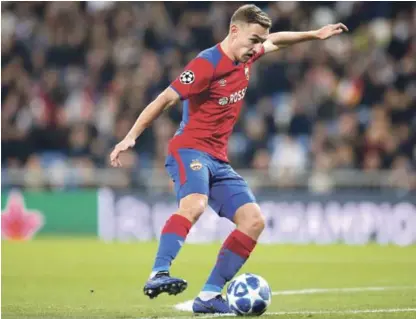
left=170, top=57, right=214, bottom=100
left=249, top=44, right=266, bottom=63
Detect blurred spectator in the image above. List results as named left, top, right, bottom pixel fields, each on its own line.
left=270, top=135, right=307, bottom=182
left=308, top=151, right=335, bottom=193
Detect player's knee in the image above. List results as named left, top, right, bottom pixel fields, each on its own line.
left=246, top=212, right=265, bottom=234
left=234, top=203, right=265, bottom=237
left=178, top=194, right=208, bottom=224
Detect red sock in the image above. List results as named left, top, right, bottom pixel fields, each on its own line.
left=202, top=229, right=257, bottom=292
left=152, top=214, right=192, bottom=272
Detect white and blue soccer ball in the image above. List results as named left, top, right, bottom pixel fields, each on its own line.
left=226, top=273, right=272, bottom=316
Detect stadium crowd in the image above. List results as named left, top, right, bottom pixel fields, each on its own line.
left=1, top=2, right=415, bottom=190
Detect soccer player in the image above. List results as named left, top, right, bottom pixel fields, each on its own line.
left=110, top=4, right=347, bottom=314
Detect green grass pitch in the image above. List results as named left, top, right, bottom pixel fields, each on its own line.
left=2, top=238, right=416, bottom=318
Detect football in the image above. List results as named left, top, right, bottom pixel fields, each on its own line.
left=226, top=273, right=272, bottom=316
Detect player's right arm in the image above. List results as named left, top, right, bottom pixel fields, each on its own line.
left=110, top=57, right=213, bottom=167
left=110, top=87, right=179, bottom=167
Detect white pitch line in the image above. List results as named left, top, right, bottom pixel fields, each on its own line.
left=174, top=286, right=416, bottom=312
left=195, top=308, right=416, bottom=318
left=270, top=308, right=416, bottom=315
left=143, top=308, right=416, bottom=319
left=272, top=285, right=416, bottom=295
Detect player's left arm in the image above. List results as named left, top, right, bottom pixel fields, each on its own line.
left=263, top=23, right=348, bottom=54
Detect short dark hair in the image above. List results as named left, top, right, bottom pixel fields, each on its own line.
left=231, top=4, right=272, bottom=29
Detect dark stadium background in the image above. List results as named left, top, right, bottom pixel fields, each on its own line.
left=2, top=1, right=414, bottom=192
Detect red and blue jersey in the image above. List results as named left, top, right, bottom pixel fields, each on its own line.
left=169, top=43, right=265, bottom=163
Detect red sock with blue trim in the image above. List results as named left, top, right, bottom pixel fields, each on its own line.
left=199, top=229, right=257, bottom=300
left=151, top=214, right=192, bottom=278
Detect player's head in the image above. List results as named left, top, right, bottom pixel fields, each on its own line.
left=229, top=4, right=271, bottom=62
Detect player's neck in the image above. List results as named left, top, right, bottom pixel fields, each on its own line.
left=220, top=37, right=237, bottom=63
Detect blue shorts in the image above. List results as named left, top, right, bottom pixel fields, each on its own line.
left=165, top=148, right=256, bottom=221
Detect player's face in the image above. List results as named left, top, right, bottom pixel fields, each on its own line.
left=231, top=23, right=269, bottom=62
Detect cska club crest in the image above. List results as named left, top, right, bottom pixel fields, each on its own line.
left=244, top=66, right=249, bottom=80
left=190, top=159, right=203, bottom=171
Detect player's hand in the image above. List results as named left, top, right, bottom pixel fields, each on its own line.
left=316, top=23, right=348, bottom=40
left=110, top=137, right=136, bottom=167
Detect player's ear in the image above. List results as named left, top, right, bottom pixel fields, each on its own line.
left=230, top=24, right=239, bottom=38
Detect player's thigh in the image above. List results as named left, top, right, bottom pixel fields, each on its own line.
left=209, top=167, right=257, bottom=222
left=165, top=149, right=211, bottom=216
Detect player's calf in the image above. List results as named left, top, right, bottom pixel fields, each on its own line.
left=198, top=203, right=264, bottom=302
left=150, top=193, right=208, bottom=277
left=145, top=194, right=208, bottom=299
